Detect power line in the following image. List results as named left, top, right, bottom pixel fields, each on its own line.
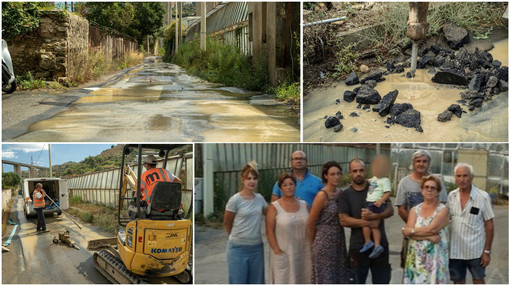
left=35, top=144, right=46, bottom=165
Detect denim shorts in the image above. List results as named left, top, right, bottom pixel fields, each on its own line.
left=449, top=258, right=486, bottom=282
left=365, top=202, right=386, bottom=214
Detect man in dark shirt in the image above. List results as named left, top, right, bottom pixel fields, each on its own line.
left=338, top=158, right=393, bottom=284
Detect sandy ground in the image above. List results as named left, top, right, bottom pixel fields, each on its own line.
left=303, top=39, right=508, bottom=143
left=194, top=204, right=508, bottom=284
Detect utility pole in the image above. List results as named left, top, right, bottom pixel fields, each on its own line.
left=200, top=2, right=206, bottom=51
left=167, top=2, right=170, bottom=26
left=48, top=144, right=52, bottom=178
left=147, top=35, right=150, bottom=55
left=175, top=2, right=179, bottom=54
left=179, top=2, right=183, bottom=46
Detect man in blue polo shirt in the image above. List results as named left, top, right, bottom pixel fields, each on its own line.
left=271, top=150, right=324, bottom=207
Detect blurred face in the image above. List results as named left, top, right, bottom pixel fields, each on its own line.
left=421, top=179, right=439, bottom=200
left=243, top=173, right=258, bottom=192
left=325, top=166, right=342, bottom=186
left=412, top=155, right=430, bottom=175
left=349, top=161, right=366, bottom=185
left=280, top=178, right=296, bottom=198
left=291, top=151, right=307, bottom=171
left=455, top=166, right=473, bottom=191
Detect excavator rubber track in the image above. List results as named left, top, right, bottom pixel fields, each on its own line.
left=93, top=249, right=148, bottom=284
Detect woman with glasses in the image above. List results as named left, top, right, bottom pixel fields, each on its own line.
left=402, top=175, right=449, bottom=283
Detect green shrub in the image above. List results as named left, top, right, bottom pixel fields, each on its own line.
left=1, top=2, right=50, bottom=40
left=2, top=173, right=20, bottom=189
left=169, top=36, right=268, bottom=91
left=80, top=211, right=94, bottom=223
left=16, top=71, right=53, bottom=90
left=272, top=81, right=300, bottom=104
left=357, top=2, right=507, bottom=56
left=69, top=196, right=84, bottom=204
left=332, top=44, right=359, bottom=79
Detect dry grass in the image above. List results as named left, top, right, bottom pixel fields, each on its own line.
left=75, top=49, right=144, bottom=83
left=69, top=198, right=119, bottom=235
left=2, top=199, right=14, bottom=235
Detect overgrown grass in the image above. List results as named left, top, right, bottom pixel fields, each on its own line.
left=272, top=81, right=300, bottom=106
left=75, top=48, right=144, bottom=84
left=16, top=71, right=66, bottom=90
left=171, top=36, right=269, bottom=91
left=332, top=44, right=360, bottom=79
left=15, top=48, right=143, bottom=90
left=358, top=2, right=507, bottom=56
left=69, top=196, right=118, bottom=235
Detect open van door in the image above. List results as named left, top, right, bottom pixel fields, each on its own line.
left=59, top=179, right=69, bottom=210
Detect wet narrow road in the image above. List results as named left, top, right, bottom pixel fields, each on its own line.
left=2, top=196, right=111, bottom=283
left=7, top=57, right=299, bottom=142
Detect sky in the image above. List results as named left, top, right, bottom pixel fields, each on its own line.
left=2, top=144, right=115, bottom=172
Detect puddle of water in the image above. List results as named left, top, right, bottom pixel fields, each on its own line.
left=304, top=39, right=508, bottom=142
left=12, top=63, right=299, bottom=142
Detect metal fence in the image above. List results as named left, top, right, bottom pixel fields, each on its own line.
left=89, top=21, right=138, bottom=60
left=199, top=144, right=390, bottom=213
left=68, top=152, right=193, bottom=210
left=186, top=2, right=251, bottom=55
left=391, top=143, right=509, bottom=195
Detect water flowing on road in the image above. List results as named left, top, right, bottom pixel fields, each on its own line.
left=11, top=58, right=299, bottom=142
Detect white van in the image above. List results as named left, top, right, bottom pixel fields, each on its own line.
left=23, top=178, right=69, bottom=218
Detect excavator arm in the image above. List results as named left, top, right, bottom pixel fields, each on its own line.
left=120, top=164, right=139, bottom=209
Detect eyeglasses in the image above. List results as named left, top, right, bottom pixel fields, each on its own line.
left=423, top=185, right=438, bottom=191
left=291, top=157, right=306, bottom=161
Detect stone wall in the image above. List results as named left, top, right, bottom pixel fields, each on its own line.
left=8, top=10, right=138, bottom=81
left=8, top=10, right=89, bottom=81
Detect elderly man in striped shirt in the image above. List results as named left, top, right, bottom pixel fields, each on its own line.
left=447, top=163, right=495, bottom=284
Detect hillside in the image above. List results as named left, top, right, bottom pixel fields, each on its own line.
left=54, top=145, right=192, bottom=177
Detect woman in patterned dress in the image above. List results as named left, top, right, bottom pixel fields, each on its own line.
left=307, top=161, right=349, bottom=284
left=266, top=173, right=311, bottom=284
left=402, top=175, right=449, bottom=284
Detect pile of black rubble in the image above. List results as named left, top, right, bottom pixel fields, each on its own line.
left=324, top=22, right=508, bottom=133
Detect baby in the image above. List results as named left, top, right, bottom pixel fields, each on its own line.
left=360, top=155, right=391, bottom=259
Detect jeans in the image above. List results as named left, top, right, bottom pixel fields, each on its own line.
left=349, top=246, right=391, bottom=284
left=35, top=207, right=46, bottom=231
left=226, top=241, right=264, bottom=284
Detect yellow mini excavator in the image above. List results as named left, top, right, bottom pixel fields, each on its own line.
left=88, top=144, right=192, bottom=284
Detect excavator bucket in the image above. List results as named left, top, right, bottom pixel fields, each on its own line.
left=87, top=237, right=118, bottom=251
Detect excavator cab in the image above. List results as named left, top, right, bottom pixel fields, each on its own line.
left=92, top=144, right=192, bottom=284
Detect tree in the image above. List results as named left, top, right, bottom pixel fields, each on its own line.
left=130, top=2, right=166, bottom=44
left=2, top=173, right=21, bottom=188
left=78, top=2, right=165, bottom=46
left=76, top=2, right=135, bottom=35
left=1, top=2, right=50, bottom=40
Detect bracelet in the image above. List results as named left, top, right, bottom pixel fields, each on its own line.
left=484, top=250, right=491, bottom=255
left=411, top=228, right=415, bottom=234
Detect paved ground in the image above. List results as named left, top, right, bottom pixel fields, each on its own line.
left=195, top=204, right=508, bottom=284
left=2, top=195, right=184, bottom=284
left=3, top=57, right=298, bottom=142
left=2, top=196, right=111, bottom=283
left=2, top=65, right=136, bottom=141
